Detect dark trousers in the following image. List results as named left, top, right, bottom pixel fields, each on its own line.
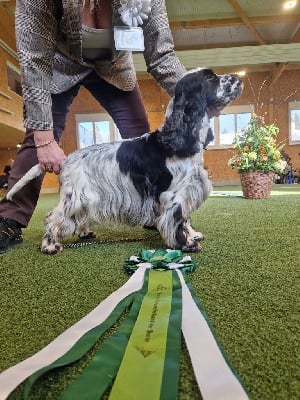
left=0, top=72, right=150, bottom=227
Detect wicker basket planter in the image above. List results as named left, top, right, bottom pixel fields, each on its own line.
left=240, top=171, right=274, bottom=199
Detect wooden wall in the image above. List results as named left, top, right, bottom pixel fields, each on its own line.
left=0, top=0, right=299, bottom=188
left=1, top=68, right=300, bottom=189
left=0, top=3, right=24, bottom=177
left=205, top=69, right=300, bottom=184
left=62, top=69, right=300, bottom=186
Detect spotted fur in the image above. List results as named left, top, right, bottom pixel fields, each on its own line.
left=8, top=68, right=243, bottom=254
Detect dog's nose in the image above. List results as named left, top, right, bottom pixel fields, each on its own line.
left=234, top=78, right=243, bottom=92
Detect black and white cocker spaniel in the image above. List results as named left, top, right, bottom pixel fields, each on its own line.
left=7, top=68, right=243, bottom=254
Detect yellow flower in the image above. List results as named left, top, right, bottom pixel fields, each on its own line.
left=273, top=150, right=281, bottom=160
left=259, top=146, right=266, bottom=154
left=228, top=115, right=283, bottom=173
left=248, top=152, right=257, bottom=160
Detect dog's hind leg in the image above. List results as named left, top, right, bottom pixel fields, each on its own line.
left=41, top=204, right=76, bottom=255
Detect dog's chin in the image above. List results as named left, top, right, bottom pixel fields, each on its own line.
left=206, top=106, right=222, bottom=119
left=207, top=93, right=240, bottom=118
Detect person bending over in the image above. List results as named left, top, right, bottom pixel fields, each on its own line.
left=0, top=0, right=186, bottom=253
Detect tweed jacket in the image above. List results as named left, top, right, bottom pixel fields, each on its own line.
left=15, top=0, right=186, bottom=131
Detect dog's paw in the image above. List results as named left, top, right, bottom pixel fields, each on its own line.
left=78, top=231, right=96, bottom=240
left=143, top=225, right=158, bottom=231
left=181, top=243, right=202, bottom=253
left=41, top=243, right=63, bottom=255
left=192, top=233, right=205, bottom=242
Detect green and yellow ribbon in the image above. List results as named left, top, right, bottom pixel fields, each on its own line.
left=0, top=249, right=249, bottom=400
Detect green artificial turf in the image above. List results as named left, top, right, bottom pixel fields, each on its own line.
left=0, top=185, right=299, bottom=399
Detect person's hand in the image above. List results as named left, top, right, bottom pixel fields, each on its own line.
left=33, top=130, right=66, bottom=175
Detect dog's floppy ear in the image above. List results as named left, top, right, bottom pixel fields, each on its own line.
left=158, top=69, right=217, bottom=157
left=174, top=69, right=208, bottom=118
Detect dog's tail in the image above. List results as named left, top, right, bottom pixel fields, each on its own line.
left=6, top=164, right=43, bottom=201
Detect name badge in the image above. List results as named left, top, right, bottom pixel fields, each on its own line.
left=114, top=26, right=145, bottom=51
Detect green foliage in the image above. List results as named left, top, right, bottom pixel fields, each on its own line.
left=228, top=115, right=286, bottom=173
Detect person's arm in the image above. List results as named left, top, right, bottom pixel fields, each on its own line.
left=142, top=0, right=186, bottom=97
left=15, top=0, right=60, bottom=131
left=16, top=0, right=65, bottom=173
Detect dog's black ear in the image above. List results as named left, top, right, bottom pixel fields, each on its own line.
left=158, top=69, right=216, bottom=157
left=174, top=70, right=208, bottom=117
left=173, top=68, right=220, bottom=124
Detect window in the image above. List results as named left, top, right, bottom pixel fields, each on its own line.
left=209, top=104, right=253, bottom=148
left=76, top=113, right=121, bottom=149
left=289, top=101, right=300, bottom=144
left=7, top=63, right=22, bottom=96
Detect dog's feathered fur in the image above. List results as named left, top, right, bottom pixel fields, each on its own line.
left=7, top=68, right=243, bottom=254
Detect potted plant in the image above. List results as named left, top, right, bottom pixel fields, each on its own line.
left=228, top=115, right=286, bottom=199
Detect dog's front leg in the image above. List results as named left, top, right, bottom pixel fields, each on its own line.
left=156, top=194, right=202, bottom=253
left=78, top=226, right=96, bottom=240
left=185, top=220, right=205, bottom=243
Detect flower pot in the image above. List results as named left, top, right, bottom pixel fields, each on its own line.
left=240, top=171, right=274, bottom=199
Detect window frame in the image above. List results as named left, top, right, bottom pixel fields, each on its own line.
left=6, top=61, right=22, bottom=97
left=210, top=104, right=254, bottom=149
left=288, top=101, right=300, bottom=145
left=75, top=113, right=121, bottom=149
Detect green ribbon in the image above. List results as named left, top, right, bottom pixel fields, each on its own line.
left=109, top=269, right=182, bottom=400
left=23, top=292, right=137, bottom=399
left=19, top=249, right=192, bottom=399
left=154, top=271, right=182, bottom=400
left=59, top=271, right=150, bottom=400
left=124, top=249, right=196, bottom=274
left=0, top=249, right=249, bottom=400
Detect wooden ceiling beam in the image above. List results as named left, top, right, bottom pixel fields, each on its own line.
left=268, top=25, right=300, bottom=86
left=136, top=63, right=300, bottom=79
left=227, top=0, right=266, bottom=45
left=170, top=15, right=300, bottom=30
left=269, top=62, right=289, bottom=87
left=175, top=41, right=259, bottom=51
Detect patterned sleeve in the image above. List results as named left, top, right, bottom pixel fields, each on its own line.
left=142, top=0, right=186, bottom=97
left=15, top=0, right=59, bottom=130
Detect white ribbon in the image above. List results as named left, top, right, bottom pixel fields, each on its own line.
left=0, top=259, right=249, bottom=400
left=0, top=266, right=148, bottom=400
left=176, top=269, right=249, bottom=400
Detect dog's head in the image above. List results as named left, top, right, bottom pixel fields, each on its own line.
left=175, top=69, right=243, bottom=104
left=175, top=68, right=243, bottom=117
left=159, top=68, right=243, bottom=157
